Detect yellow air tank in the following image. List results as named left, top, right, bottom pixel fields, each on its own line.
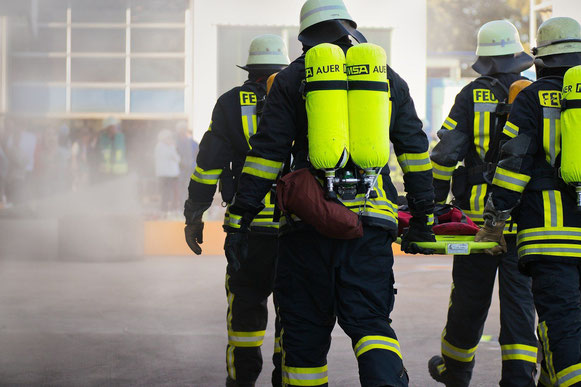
left=561, top=65, right=581, bottom=209
left=346, top=43, right=391, bottom=170
left=305, top=43, right=349, bottom=171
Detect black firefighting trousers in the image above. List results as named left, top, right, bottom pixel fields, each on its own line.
left=274, top=225, right=408, bottom=387
left=225, top=232, right=281, bottom=386
left=438, top=236, right=537, bottom=387
left=530, top=261, right=581, bottom=387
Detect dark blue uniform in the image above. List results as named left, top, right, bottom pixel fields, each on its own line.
left=229, top=47, right=434, bottom=387
left=187, top=80, right=281, bottom=387
left=490, top=73, right=581, bottom=387
left=430, top=74, right=537, bottom=386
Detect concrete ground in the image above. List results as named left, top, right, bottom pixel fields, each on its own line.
left=0, top=254, right=508, bottom=386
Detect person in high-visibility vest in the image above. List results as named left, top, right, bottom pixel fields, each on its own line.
left=183, top=35, right=289, bottom=387
left=476, top=17, right=581, bottom=387
left=428, top=21, right=537, bottom=387
left=222, top=1, right=435, bottom=385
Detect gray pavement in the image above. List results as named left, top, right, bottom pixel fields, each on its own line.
left=0, top=255, right=507, bottom=386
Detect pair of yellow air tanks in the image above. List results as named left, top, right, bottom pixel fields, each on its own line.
left=305, top=43, right=390, bottom=195
left=561, top=65, right=581, bottom=210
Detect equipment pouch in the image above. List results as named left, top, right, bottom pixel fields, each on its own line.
left=276, top=168, right=363, bottom=239
left=451, top=166, right=468, bottom=201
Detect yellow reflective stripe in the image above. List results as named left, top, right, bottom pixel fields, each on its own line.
left=557, top=363, right=581, bottom=387
left=282, top=365, right=328, bottom=386
left=437, top=362, right=446, bottom=375
left=469, top=183, right=487, bottom=213
left=492, top=167, right=531, bottom=193
left=518, top=243, right=581, bottom=258
left=242, top=156, right=282, bottom=180
left=539, top=321, right=557, bottom=384
left=397, top=152, right=432, bottom=173
left=473, top=108, right=492, bottom=159
left=442, top=116, right=458, bottom=131
left=517, top=227, right=581, bottom=244
left=432, top=160, right=456, bottom=181
left=274, top=337, right=281, bottom=354
left=441, top=334, right=478, bottom=362
left=353, top=335, right=402, bottom=359
left=228, top=213, right=242, bottom=229
left=228, top=330, right=266, bottom=347
left=191, top=166, right=222, bottom=185
left=503, top=121, right=519, bottom=138
left=501, top=344, right=538, bottom=363
left=427, top=213, right=435, bottom=226
left=542, top=190, right=564, bottom=228
left=542, top=108, right=561, bottom=167
left=225, top=274, right=236, bottom=380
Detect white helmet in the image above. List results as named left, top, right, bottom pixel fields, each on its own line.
left=238, top=34, right=289, bottom=72
left=476, top=20, right=524, bottom=56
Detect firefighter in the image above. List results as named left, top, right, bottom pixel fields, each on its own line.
left=475, top=17, right=581, bottom=387
left=183, top=34, right=289, bottom=387
left=428, top=20, right=538, bottom=386
left=223, top=1, right=435, bottom=385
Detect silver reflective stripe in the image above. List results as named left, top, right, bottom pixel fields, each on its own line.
left=300, top=5, right=345, bottom=21
left=228, top=334, right=265, bottom=344
left=442, top=341, right=475, bottom=361
left=241, top=105, right=257, bottom=141
left=521, top=247, right=581, bottom=254
left=543, top=108, right=560, bottom=166
left=518, top=230, right=581, bottom=240
left=243, top=161, right=280, bottom=176
left=474, top=103, right=496, bottom=159
left=282, top=371, right=328, bottom=382
left=548, top=190, right=558, bottom=227
left=444, top=117, right=457, bottom=129
left=502, top=348, right=537, bottom=359
left=193, top=169, right=221, bottom=181
left=494, top=173, right=528, bottom=189
left=474, top=103, right=497, bottom=112
left=558, top=367, right=581, bottom=386
left=504, top=123, right=518, bottom=137
left=354, top=339, right=400, bottom=356
left=399, top=156, right=430, bottom=168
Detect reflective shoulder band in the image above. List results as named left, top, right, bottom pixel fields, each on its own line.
left=348, top=80, right=389, bottom=92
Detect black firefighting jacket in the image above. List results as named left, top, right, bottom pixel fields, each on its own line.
left=187, top=79, right=278, bottom=233
left=229, top=50, right=434, bottom=234
left=430, top=73, right=526, bottom=228
left=490, top=74, right=581, bottom=266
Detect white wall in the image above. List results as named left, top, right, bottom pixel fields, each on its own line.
left=192, top=0, right=427, bottom=141
left=551, top=0, right=581, bottom=21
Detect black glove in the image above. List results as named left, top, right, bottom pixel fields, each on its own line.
left=224, top=230, right=248, bottom=272
left=401, top=217, right=436, bottom=255
left=185, top=221, right=204, bottom=255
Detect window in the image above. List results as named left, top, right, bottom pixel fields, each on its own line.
left=131, top=28, right=185, bottom=53
left=71, top=58, right=125, bottom=83
left=71, top=28, right=126, bottom=53
left=11, top=57, right=66, bottom=83
left=130, top=89, right=184, bottom=113
left=131, top=0, right=188, bottom=23
left=9, top=25, right=66, bottom=52
left=132, top=58, right=184, bottom=83
left=71, top=88, right=125, bottom=112
left=11, top=85, right=66, bottom=113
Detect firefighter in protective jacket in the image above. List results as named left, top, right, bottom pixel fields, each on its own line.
left=183, top=35, right=289, bottom=387
left=224, top=1, right=435, bottom=385
left=428, top=21, right=538, bottom=387
left=476, top=17, right=581, bottom=387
